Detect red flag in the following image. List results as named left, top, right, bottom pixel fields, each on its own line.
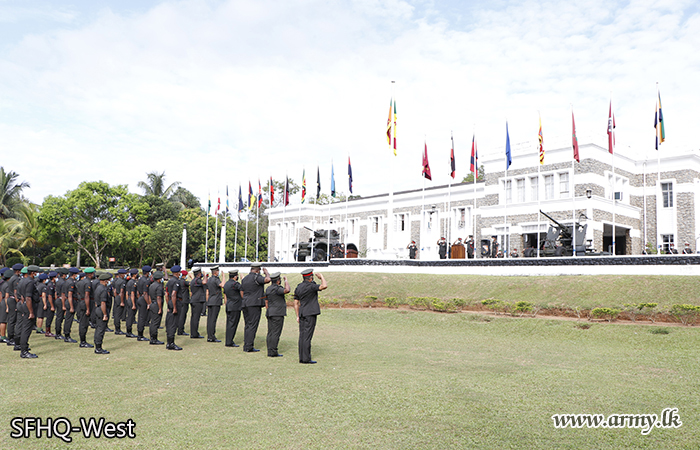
left=258, top=179, right=263, bottom=208
left=607, top=100, right=615, bottom=154
left=470, top=134, right=478, bottom=178
left=216, top=192, right=220, bottom=214
left=572, top=110, right=580, bottom=162
left=284, top=177, right=290, bottom=206
left=270, top=177, right=274, bottom=205
left=422, top=141, right=432, bottom=181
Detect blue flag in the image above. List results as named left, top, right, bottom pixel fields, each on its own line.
left=505, top=121, right=512, bottom=170
left=331, top=163, right=336, bottom=197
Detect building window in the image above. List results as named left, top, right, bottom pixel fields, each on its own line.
left=457, top=208, right=465, bottom=229
left=517, top=178, right=525, bottom=203
left=371, top=217, right=380, bottom=233
left=505, top=180, right=512, bottom=204
left=662, top=234, right=674, bottom=254
left=559, top=173, right=569, bottom=198
left=662, top=182, right=673, bottom=208
left=395, top=213, right=407, bottom=232
left=350, top=219, right=356, bottom=234
left=544, top=175, right=554, bottom=199
left=530, top=177, right=538, bottom=201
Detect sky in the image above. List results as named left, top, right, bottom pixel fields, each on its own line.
left=1, top=0, right=699, bottom=207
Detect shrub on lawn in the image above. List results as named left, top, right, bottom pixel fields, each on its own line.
left=590, top=307, right=621, bottom=322
left=513, top=301, right=533, bottom=317
left=670, top=304, right=700, bottom=326
left=430, top=298, right=458, bottom=313
left=363, top=295, right=378, bottom=307
left=384, top=297, right=399, bottom=308
left=409, top=297, right=431, bottom=310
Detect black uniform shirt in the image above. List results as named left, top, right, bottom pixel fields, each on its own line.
left=223, top=279, right=242, bottom=312
left=206, top=275, right=222, bottom=306
left=190, top=276, right=205, bottom=303
left=136, top=275, right=150, bottom=298
left=265, top=284, right=287, bottom=317
left=125, top=278, right=137, bottom=303
left=65, top=277, right=77, bottom=304
left=182, top=280, right=190, bottom=303
left=241, top=272, right=266, bottom=308
left=17, top=276, right=30, bottom=301
left=94, top=283, right=108, bottom=313
left=8, top=274, right=20, bottom=299
left=113, top=277, right=126, bottom=304
left=148, top=281, right=164, bottom=307
left=294, top=280, right=321, bottom=317
left=165, top=278, right=180, bottom=309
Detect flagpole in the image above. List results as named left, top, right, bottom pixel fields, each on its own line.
left=655, top=82, right=662, bottom=254
left=537, top=144, right=541, bottom=258
left=472, top=129, right=477, bottom=259
left=388, top=80, right=396, bottom=258
left=214, top=208, right=219, bottom=263
left=256, top=197, right=260, bottom=262
left=296, top=170, right=303, bottom=261
left=611, top=94, right=616, bottom=256
left=447, top=131, right=453, bottom=257
left=643, top=157, right=647, bottom=253
left=504, top=122, right=509, bottom=258
left=205, top=193, right=210, bottom=263
left=572, top=148, right=577, bottom=257
left=234, top=209, right=239, bottom=262
left=326, top=197, right=332, bottom=263
left=282, top=176, right=287, bottom=261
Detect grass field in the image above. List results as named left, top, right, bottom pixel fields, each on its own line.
left=2, top=285, right=698, bottom=449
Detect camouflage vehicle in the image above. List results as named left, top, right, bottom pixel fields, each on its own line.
left=292, top=229, right=358, bottom=261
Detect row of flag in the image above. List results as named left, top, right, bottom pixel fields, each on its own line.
left=414, top=90, right=666, bottom=179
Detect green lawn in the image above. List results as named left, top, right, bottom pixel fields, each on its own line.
left=1, top=305, right=697, bottom=449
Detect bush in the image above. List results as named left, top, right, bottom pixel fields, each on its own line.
left=451, top=298, right=467, bottom=310
left=639, top=303, right=658, bottom=323
left=513, top=301, right=533, bottom=316
left=670, top=304, right=700, bottom=326
left=481, top=299, right=510, bottom=315
left=363, top=296, right=377, bottom=307
left=429, top=298, right=458, bottom=313
left=590, top=307, right=621, bottom=322
left=5, top=256, right=22, bottom=268
left=384, top=297, right=399, bottom=308
left=409, top=297, right=431, bottom=310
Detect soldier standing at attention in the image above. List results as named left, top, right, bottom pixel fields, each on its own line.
left=18, top=265, right=41, bottom=358
left=240, top=262, right=271, bottom=352
left=265, top=272, right=290, bottom=357
left=177, top=269, right=190, bottom=336
left=189, top=267, right=206, bottom=339
left=205, top=266, right=223, bottom=343
left=165, top=266, right=183, bottom=350
left=53, top=268, right=68, bottom=341
left=14, top=267, right=30, bottom=352
left=93, top=273, right=112, bottom=354
left=63, top=268, right=79, bottom=343
left=124, top=268, right=139, bottom=338
left=466, top=235, right=475, bottom=259
left=0, top=269, right=10, bottom=343
left=148, top=271, right=165, bottom=345
left=223, top=270, right=242, bottom=347
left=43, top=271, right=57, bottom=337
left=77, top=267, right=96, bottom=349
left=5, top=263, right=24, bottom=347
left=136, top=266, right=152, bottom=342
left=112, top=269, right=127, bottom=335
left=36, top=273, right=50, bottom=336
left=294, top=269, right=327, bottom=364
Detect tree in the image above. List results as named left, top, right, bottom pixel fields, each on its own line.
left=15, top=203, right=43, bottom=263
left=0, top=218, right=23, bottom=266
left=0, top=167, right=30, bottom=219
left=146, top=219, right=182, bottom=266
left=462, top=165, right=486, bottom=183
left=39, top=181, right=142, bottom=268
left=137, top=171, right=181, bottom=199
left=170, top=187, right=202, bottom=210
left=262, top=179, right=300, bottom=208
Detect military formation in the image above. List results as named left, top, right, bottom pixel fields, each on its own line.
left=0, top=262, right=327, bottom=363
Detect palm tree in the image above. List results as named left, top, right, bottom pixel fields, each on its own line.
left=0, top=218, right=23, bottom=266
left=15, top=203, right=42, bottom=260
left=137, top=171, right=181, bottom=199
left=0, top=168, right=30, bottom=219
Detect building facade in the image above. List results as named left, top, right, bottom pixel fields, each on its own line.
left=267, top=142, right=700, bottom=261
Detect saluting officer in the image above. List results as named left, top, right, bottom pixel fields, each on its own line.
left=136, top=266, right=152, bottom=342
left=148, top=271, right=165, bottom=345
left=165, top=266, right=183, bottom=350
left=265, top=272, right=290, bottom=357
left=189, top=267, right=206, bottom=338
left=293, top=269, right=328, bottom=364
left=240, top=262, right=271, bottom=352
left=177, top=270, right=190, bottom=336
left=205, top=266, right=223, bottom=343
left=223, top=270, right=242, bottom=347
left=124, top=268, right=139, bottom=338
left=93, top=273, right=112, bottom=354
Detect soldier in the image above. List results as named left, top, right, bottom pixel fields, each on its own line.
left=53, top=268, right=67, bottom=340
left=165, top=265, right=183, bottom=350
left=148, top=271, right=165, bottom=345
left=112, top=269, right=127, bottom=335
left=293, top=269, right=327, bottom=364
left=683, top=242, right=693, bottom=254
left=189, top=267, right=206, bottom=339
left=0, top=269, right=9, bottom=342
left=63, top=267, right=79, bottom=343
left=265, top=272, right=290, bottom=357
left=76, top=267, right=96, bottom=348
left=18, top=265, right=41, bottom=358
left=124, top=268, right=139, bottom=338
left=93, top=273, right=112, bottom=354
left=14, top=267, right=30, bottom=351
left=205, top=266, right=223, bottom=342
left=35, top=272, right=47, bottom=334
left=466, top=235, right=475, bottom=259
left=240, top=262, right=271, bottom=352
left=437, top=237, right=448, bottom=259
left=407, top=241, right=418, bottom=259
left=491, top=236, right=499, bottom=258
left=5, top=263, right=24, bottom=347
left=136, top=266, right=152, bottom=342
left=223, top=269, right=242, bottom=347
left=177, top=269, right=190, bottom=336
left=37, top=273, right=52, bottom=336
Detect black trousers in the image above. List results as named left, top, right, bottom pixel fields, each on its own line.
left=207, top=305, right=220, bottom=340
left=94, top=312, right=107, bottom=346
left=148, top=303, right=162, bottom=338
left=125, top=297, right=136, bottom=332
left=225, top=310, right=241, bottom=346
left=63, top=304, right=75, bottom=337
left=6, top=297, right=17, bottom=340
left=54, top=302, right=64, bottom=335
left=113, top=298, right=124, bottom=331
left=166, top=300, right=181, bottom=340
left=18, top=302, right=35, bottom=353
left=266, top=316, right=284, bottom=356
left=136, top=297, right=148, bottom=335
left=243, top=306, right=262, bottom=351
left=298, top=315, right=317, bottom=363
left=77, top=302, right=89, bottom=342
left=44, top=307, right=55, bottom=329
left=190, top=302, right=204, bottom=337
left=177, top=302, right=189, bottom=334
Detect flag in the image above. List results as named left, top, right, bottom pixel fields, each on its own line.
left=284, top=177, right=289, bottom=206
left=538, top=114, right=544, bottom=165
left=301, top=169, right=306, bottom=204
left=386, top=98, right=393, bottom=146
left=207, top=191, right=211, bottom=215
left=258, top=179, right=263, bottom=208
left=449, top=133, right=456, bottom=179
left=270, top=177, right=274, bottom=206
left=225, top=185, right=229, bottom=216
left=348, top=157, right=353, bottom=194
left=422, top=141, right=432, bottom=181
left=316, top=166, right=321, bottom=201
left=505, top=122, right=512, bottom=170
left=393, top=97, right=397, bottom=155
left=607, top=100, right=615, bottom=154
left=216, top=192, right=220, bottom=215
left=331, top=163, right=336, bottom=197
left=572, top=110, right=580, bottom=162
left=248, top=182, right=254, bottom=210
left=470, top=134, right=478, bottom=179
left=238, top=185, right=244, bottom=212
left=655, top=90, right=665, bottom=150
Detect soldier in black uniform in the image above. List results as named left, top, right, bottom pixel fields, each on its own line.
left=18, top=265, right=42, bottom=358
left=77, top=267, right=96, bottom=348
left=35, top=272, right=46, bottom=334
left=265, top=272, right=290, bottom=357
left=13, top=267, right=30, bottom=351
left=0, top=269, right=10, bottom=343
left=223, top=270, right=242, bottom=347
left=93, top=273, right=112, bottom=354
left=240, top=262, right=271, bottom=352
left=466, top=235, right=475, bottom=259
left=177, top=269, right=190, bottom=336
left=407, top=241, right=418, bottom=259
left=165, top=265, right=183, bottom=350
left=491, top=236, right=499, bottom=258
left=136, top=265, right=152, bottom=342
left=205, top=266, right=223, bottom=342
left=43, top=271, right=57, bottom=337
left=124, top=268, right=139, bottom=338
left=293, top=269, right=328, bottom=364
left=148, top=271, right=165, bottom=345
left=52, top=268, right=67, bottom=340
left=437, top=237, right=448, bottom=259
left=63, top=267, right=79, bottom=343
left=5, top=263, right=24, bottom=347
left=112, top=269, right=127, bottom=335
left=189, top=267, right=206, bottom=338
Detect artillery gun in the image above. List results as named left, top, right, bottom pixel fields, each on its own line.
left=292, top=229, right=358, bottom=261
left=524, top=210, right=607, bottom=257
